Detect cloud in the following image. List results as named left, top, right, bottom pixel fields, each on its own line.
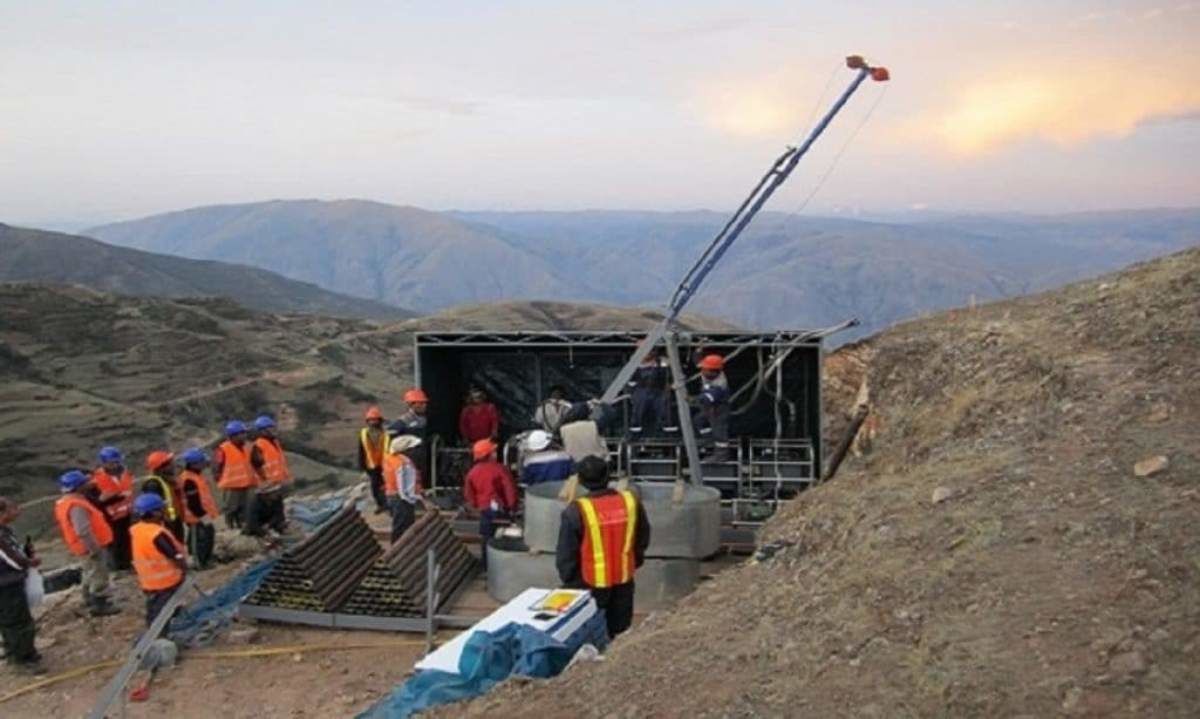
left=929, top=66, right=1200, bottom=155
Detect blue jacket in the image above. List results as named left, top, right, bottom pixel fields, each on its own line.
left=520, top=450, right=574, bottom=485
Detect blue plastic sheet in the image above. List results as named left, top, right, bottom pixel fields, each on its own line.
left=358, top=613, right=608, bottom=719
left=167, top=558, right=276, bottom=647
left=290, top=495, right=361, bottom=533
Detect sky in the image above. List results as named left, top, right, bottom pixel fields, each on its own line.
left=2, top=0, right=1198, bottom=228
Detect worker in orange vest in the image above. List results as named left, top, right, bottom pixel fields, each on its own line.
left=130, top=494, right=187, bottom=628
left=383, top=435, right=426, bottom=542
left=252, top=415, right=290, bottom=535
left=213, top=420, right=266, bottom=534
left=179, top=449, right=220, bottom=569
left=141, top=451, right=186, bottom=542
left=92, top=446, right=134, bottom=570
left=53, top=471, right=121, bottom=617
left=556, top=456, right=650, bottom=638
left=358, top=405, right=390, bottom=514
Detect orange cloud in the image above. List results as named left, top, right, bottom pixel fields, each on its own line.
left=934, top=66, right=1200, bottom=155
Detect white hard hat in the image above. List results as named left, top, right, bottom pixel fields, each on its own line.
left=525, top=430, right=552, bottom=452
left=390, top=435, right=422, bottom=453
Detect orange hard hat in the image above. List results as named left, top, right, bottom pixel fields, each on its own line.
left=145, top=450, right=175, bottom=472
left=472, top=438, right=497, bottom=461
left=699, top=354, right=725, bottom=371
left=404, top=388, right=429, bottom=404
left=364, top=405, right=383, bottom=421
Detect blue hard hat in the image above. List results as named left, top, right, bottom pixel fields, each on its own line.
left=254, top=415, right=276, bottom=431
left=181, top=448, right=207, bottom=466
left=224, top=420, right=247, bottom=436
left=97, top=446, right=123, bottom=464
left=59, top=470, right=89, bottom=492
left=133, top=493, right=166, bottom=516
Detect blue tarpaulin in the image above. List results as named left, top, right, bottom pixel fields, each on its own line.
left=167, top=558, right=276, bottom=647
left=358, top=613, right=608, bottom=719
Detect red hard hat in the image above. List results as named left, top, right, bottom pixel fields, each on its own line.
left=472, top=439, right=497, bottom=461
left=145, top=450, right=175, bottom=472
left=699, top=354, right=725, bottom=371
left=404, top=388, right=429, bottom=404
left=364, top=405, right=383, bottom=421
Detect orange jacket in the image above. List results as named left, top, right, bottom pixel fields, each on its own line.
left=216, top=440, right=258, bottom=490
left=131, top=521, right=185, bottom=592
left=382, top=452, right=421, bottom=500
left=92, top=467, right=134, bottom=520
left=255, top=437, right=292, bottom=487
left=54, top=495, right=114, bottom=556
left=179, top=469, right=221, bottom=524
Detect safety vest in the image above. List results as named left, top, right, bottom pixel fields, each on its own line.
left=360, top=427, right=387, bottom=470
left=179, top=469, right=221, bottom=524
left=131, top=521, right=185, bottom=592
left=92, top=467, right=134, bottom=520
left=382, top=452, right=419, bottom=498
left=53, top=495, right=114, bottom=556
left=576, top=491, right=638, bottom=589
left=216, top=440, right=258, bottom=490
left=255, top=437, right=292, bottom=486
left=142, top=475, right=181, bottom=522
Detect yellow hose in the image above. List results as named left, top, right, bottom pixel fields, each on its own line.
left=0, top=636, right=451, bottom=705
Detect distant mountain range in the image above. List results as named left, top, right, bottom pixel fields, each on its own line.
left=0, top=223, right=411, bottom=320
left=85, top=200, right=1200, bottom=339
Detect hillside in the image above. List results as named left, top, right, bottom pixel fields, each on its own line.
left=0, top=223, right=410, bottom=320
left=441, top=248, right=1200, bottom=716
left=87, top=200, right=1200, bottom=339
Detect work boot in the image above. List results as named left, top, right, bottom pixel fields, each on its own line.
left=17, top=660, right=48, bottom=676
left=89, top=595, right=121, bottom=617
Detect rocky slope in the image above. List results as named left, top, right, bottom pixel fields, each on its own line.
left=440, top=247, right=1199, bottom=716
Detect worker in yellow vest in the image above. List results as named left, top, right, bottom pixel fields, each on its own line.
left=179, top=448, right=221, bottom=569
left=92, top=446, right=134, bottom=570
left=214, top=420, right=266, bottom=534
left=141, top=451, right=185, bottom=542
left=556, top=456, right=651, bottom=638
left=358, top=405, right=390, bottom=514
left=53, top=471, right=121, bottom=617
left=253, top=415, right=289, bottom=535
left=130, top=494, right=187, bottom=628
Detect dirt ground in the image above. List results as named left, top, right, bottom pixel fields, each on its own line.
left=430, top=248, right=1200, bottom=717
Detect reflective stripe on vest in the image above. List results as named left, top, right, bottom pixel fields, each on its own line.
left=143, top=475, right=180, bottom=522
left=131, top=522, right=185, bottom=592
left=255, top=438, right=291, bottom=486
left=216, top=441, right=257, bottom=489
left=179, top=470, right=221, bottom=524
left=577, top=490, right=638, bottom=589
left=53, top=495, right=114, bottom=556
left=360, top=427, right=387, bottom=470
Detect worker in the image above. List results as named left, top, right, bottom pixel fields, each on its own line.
left=555, top=456, right=650, bottom=638
left=253, top=415, right=290, bottom=535
left=462, top=439, right=518, bottom=571
left=358, top=405, right=390, bottom=514
left=533, top=385, right=573, bottom=435
left=53, top=470, right=120, bottom=617
left=383, top=435, right=425, bottom=542
left=214, top=420, right=265, bottom=534
left=0, top=497, right=44, bottom=674
left=695, top=354, right=732, bottom=462
left=627, top=348, right=671, bottom=440
left=458, top=387, right=500, bottom=445
left=179, top=448, right=220, bottom=569
left=129, top=493, right=188, bottom=629
left=91, top=445, right=134, bottom=570
left=520, top=430, right=574, bottom=485
left=559, top=402, right=609, bottom=463
left=390, top=389, right=432, bottom=485
left=141, top=451, right=186, bottom=542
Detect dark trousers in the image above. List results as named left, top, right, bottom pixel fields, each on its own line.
left=255, top=491, right=286, bottom=534
left=590, top=582, right=636, bottom=638
left=186, top=522, right=216, bottom=568
left=105, top=516, right=132, bottom=571
left=223, top=488, right=257, bottom=532
left=167, top=517, right=185, bottom=543
left=366, top=469, right=387, bottom=511
left=478, top=509, right=507, bottom=571
left=145, top=583, right=182, bottom=629
left=389, top=497, right=416, bottom=543
left=0, top=582, right=37, bottom=664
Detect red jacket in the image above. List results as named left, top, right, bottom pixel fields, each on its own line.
left=459, top=403, right=500, bottom=443
left=463, top=460, right=518, bottom=512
